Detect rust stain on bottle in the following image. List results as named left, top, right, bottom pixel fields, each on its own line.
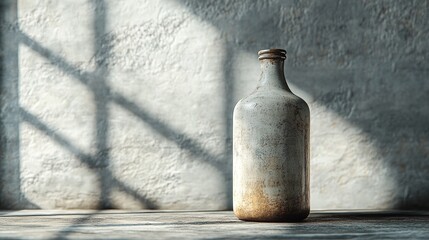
left=234, top=180, right=309, bottom=222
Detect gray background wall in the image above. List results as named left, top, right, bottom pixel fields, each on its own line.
left=0, top=0, right=428, bottom=210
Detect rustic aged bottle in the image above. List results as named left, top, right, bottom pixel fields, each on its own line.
left=233, top=49, right=310, bottom=222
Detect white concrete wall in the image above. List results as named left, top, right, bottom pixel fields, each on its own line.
left=1, top=0, right=428, bottom=210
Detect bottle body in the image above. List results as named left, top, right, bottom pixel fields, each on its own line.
left=233, top=49, right=310, bottom=222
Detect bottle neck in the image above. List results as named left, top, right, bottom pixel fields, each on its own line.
left=258, top=59, right=291, bottom=91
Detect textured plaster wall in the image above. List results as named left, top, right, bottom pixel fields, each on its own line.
left=0, top=0, right=428, bottom=210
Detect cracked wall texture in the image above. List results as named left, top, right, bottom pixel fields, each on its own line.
left=1, top=0, right=428, bottom=210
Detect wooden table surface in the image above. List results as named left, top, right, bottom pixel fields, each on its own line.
left=0, top=210, right=428, bottom=239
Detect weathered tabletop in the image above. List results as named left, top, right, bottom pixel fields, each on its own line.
left=0, top=210, right=428, bottom=239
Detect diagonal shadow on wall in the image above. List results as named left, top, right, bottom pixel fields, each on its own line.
left=1, top=0, right=160, bottom=209
left=15, top=29, right=230, bottom=208
left=178, top=0, right=429, bottom=209
left=1, top=0, right=232, bottom=209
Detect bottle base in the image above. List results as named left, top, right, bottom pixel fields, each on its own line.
left=234, top=209, right=310, bottom=222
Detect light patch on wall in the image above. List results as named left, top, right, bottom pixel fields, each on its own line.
left=309, top=102, right=397, bottom=209
left=18, top=44, right=96, bottom=154
left=106, top=1, right=230, bottom=208
left=19, top=119, right=101, bottom=209
left=17, top=0, right=102, bottom=209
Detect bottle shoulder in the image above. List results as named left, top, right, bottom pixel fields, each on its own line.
left=235, top=88, right=309, bottom=113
